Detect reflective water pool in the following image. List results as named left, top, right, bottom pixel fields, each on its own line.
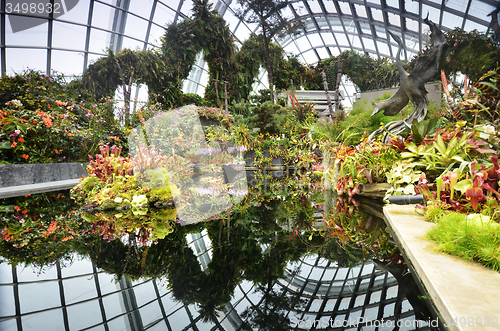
left=0, top=177, right=440, bottom=330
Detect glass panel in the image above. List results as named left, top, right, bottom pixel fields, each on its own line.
left=308, top=0, right=322, bottom=14
left=284, top=42, right=300, bottom=55
left=50, top=50, right=85, bottom=75
left=168, top=308, right=191, bottom=330
left=290, top=2, right=307, bottom=16
left=17, top=263, right=57, bottom=281
left=464, top=19, right=485, bottom=32
left=67, top=299, right=103, bottom=330
left=0, top=264, right=13, bottom=284
left=350, top=35, right=362, bottom=49
left=301, top=49, right=318, bottom=64
left=234, top=24, right=252, bottom=42
left=370, top=8, right=384, bottom=22
left=0, top=286, right=15, bottom=316
left=334, top=33, right=349, bottom=46
left=386, top=0, right=399, bottom=8
left=388, top=13, right=400, bottom=27
left=355, top=4, right=368, bottom=18
left=123, top=14, right=149, bottom=40
left=87, top=53, right=105, bottom=68
left=442, top=11, right=464, bottom=29
left=154, top=3, right=176, bottom=27
left=338, top=2, right=351, bottom=15
left=19, top=281, right=60, bottom=313
left=294, top=36, right=310, bottom=53
left=405, top=1, right=420, bottom=15
left=323, top=1, right=336, bottom=13
left=406, top=18, right=419, bottom=32
left=139, top=302, right=163, bottom=326
left=133, top=281, right=157, bottom=307
left=180, top=0, right=194, bottom=14
left=96, top=272, right=120, bottom=295
left=102, top=292, right=125, bottom=318
left=59, top=0, right=90, bottom=25
left=52, top=21, right=87, bottom=51
left=316, top=47, right=329, bottom=60
left=91, top=2, right=115, bottom=31
left=6, top=16, right=48, bottom=47
left=363, top=37, right=376, bottom=52
left=377, top=40, right=390, bottom=56
left=128, top=0, right=154, bottom=19
left=469, top=0, right=496, bottom=23
left=148, top=24, right=166, bottom=46
left=308, top=33, right=324, bottom=48
left=88, top=28, right=112, bottom=54
left=447, top=0, right=468, bottom=12
left=121, top=36, right=145, bottom=50
left=421, top=4, right=441, bottom=24
left=22, top=309, right=65, bottom=331
left=63, top=276, right=98, bottom=304
left=223, top=10, right=240, bottom=35
left=329, top=46, right=341, bottom=57
left=61, top=257, right=93, bottom=277
left=321, top=32, right=336, bottom=45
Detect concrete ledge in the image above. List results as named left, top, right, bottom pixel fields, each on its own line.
left=0, top=163, right=88, bottom=187
left=384, top=204, right=500, bottom=331
left=0, top=179, right=81, bottom=199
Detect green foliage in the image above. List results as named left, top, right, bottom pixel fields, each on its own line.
left=318, top=51, right=411, bottom=92
left=0, top=69, right=112, bottom=163
left=333, top=95, right=407, bottom=145
left=427, top=212, right=500, bottom=272
left=410, top=117, right=439, bottom=144
left=437, top=28, right=500, bottom=81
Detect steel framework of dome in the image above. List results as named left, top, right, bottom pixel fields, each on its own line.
left=1, top=0, right=499, bottom=96
left=0, top=231, right=430, bottom=331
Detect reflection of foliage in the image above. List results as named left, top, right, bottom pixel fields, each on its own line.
left=0, top=191, right=87, bottom=269
left=241, top=281, right=305, bottom=331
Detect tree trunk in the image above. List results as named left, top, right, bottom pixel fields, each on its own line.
left=334, top=59, right=343, bottom=119
left=321, top=71, right=334, bottom=118
left=262, top=29, right=275, bottom=103
left=115, top=59, right=134, bottom=127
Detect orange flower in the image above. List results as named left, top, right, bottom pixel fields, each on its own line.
left=62, top=235, right=74, bottom=242
left=67, top=133, right=74, bottom=137
left=18, top=138, right=24, bottom=143
left=14, top=206, right=21, bottom=211
left=32, top=120, right=38, bottom=124
left=24, top=194, right=31, bottom=197
left=21, top=210, right=28, bottom=214
left=22, top=154, right=29, bottom=159
left=55, top=149, right=59, bottom=154
left=47, top=104, right=51, bottom=109
left=11, top=142, right=17, bottom=148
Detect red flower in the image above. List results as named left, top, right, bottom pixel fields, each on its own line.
left=466, top=187, right=484, bottom=211
left=18, top=138, right=24, bottom=143
left=22, top=154, right=29, bottom=159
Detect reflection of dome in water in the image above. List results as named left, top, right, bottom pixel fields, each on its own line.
left=0, top=231, right=431, bottom=330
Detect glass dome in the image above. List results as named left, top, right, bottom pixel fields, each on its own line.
left=2, top=0, right=499, bottom=96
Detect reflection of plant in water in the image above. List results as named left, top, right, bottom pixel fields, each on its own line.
left=0, top=192, right=88, bottom=270
left=240, top=271, right=306, bottom=331
left=323, top=199, right=397, bottom=263
left=71, top=143, right=183, bottom=243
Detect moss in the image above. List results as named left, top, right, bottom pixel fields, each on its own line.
left=427, top=212, right=500, bottom=272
